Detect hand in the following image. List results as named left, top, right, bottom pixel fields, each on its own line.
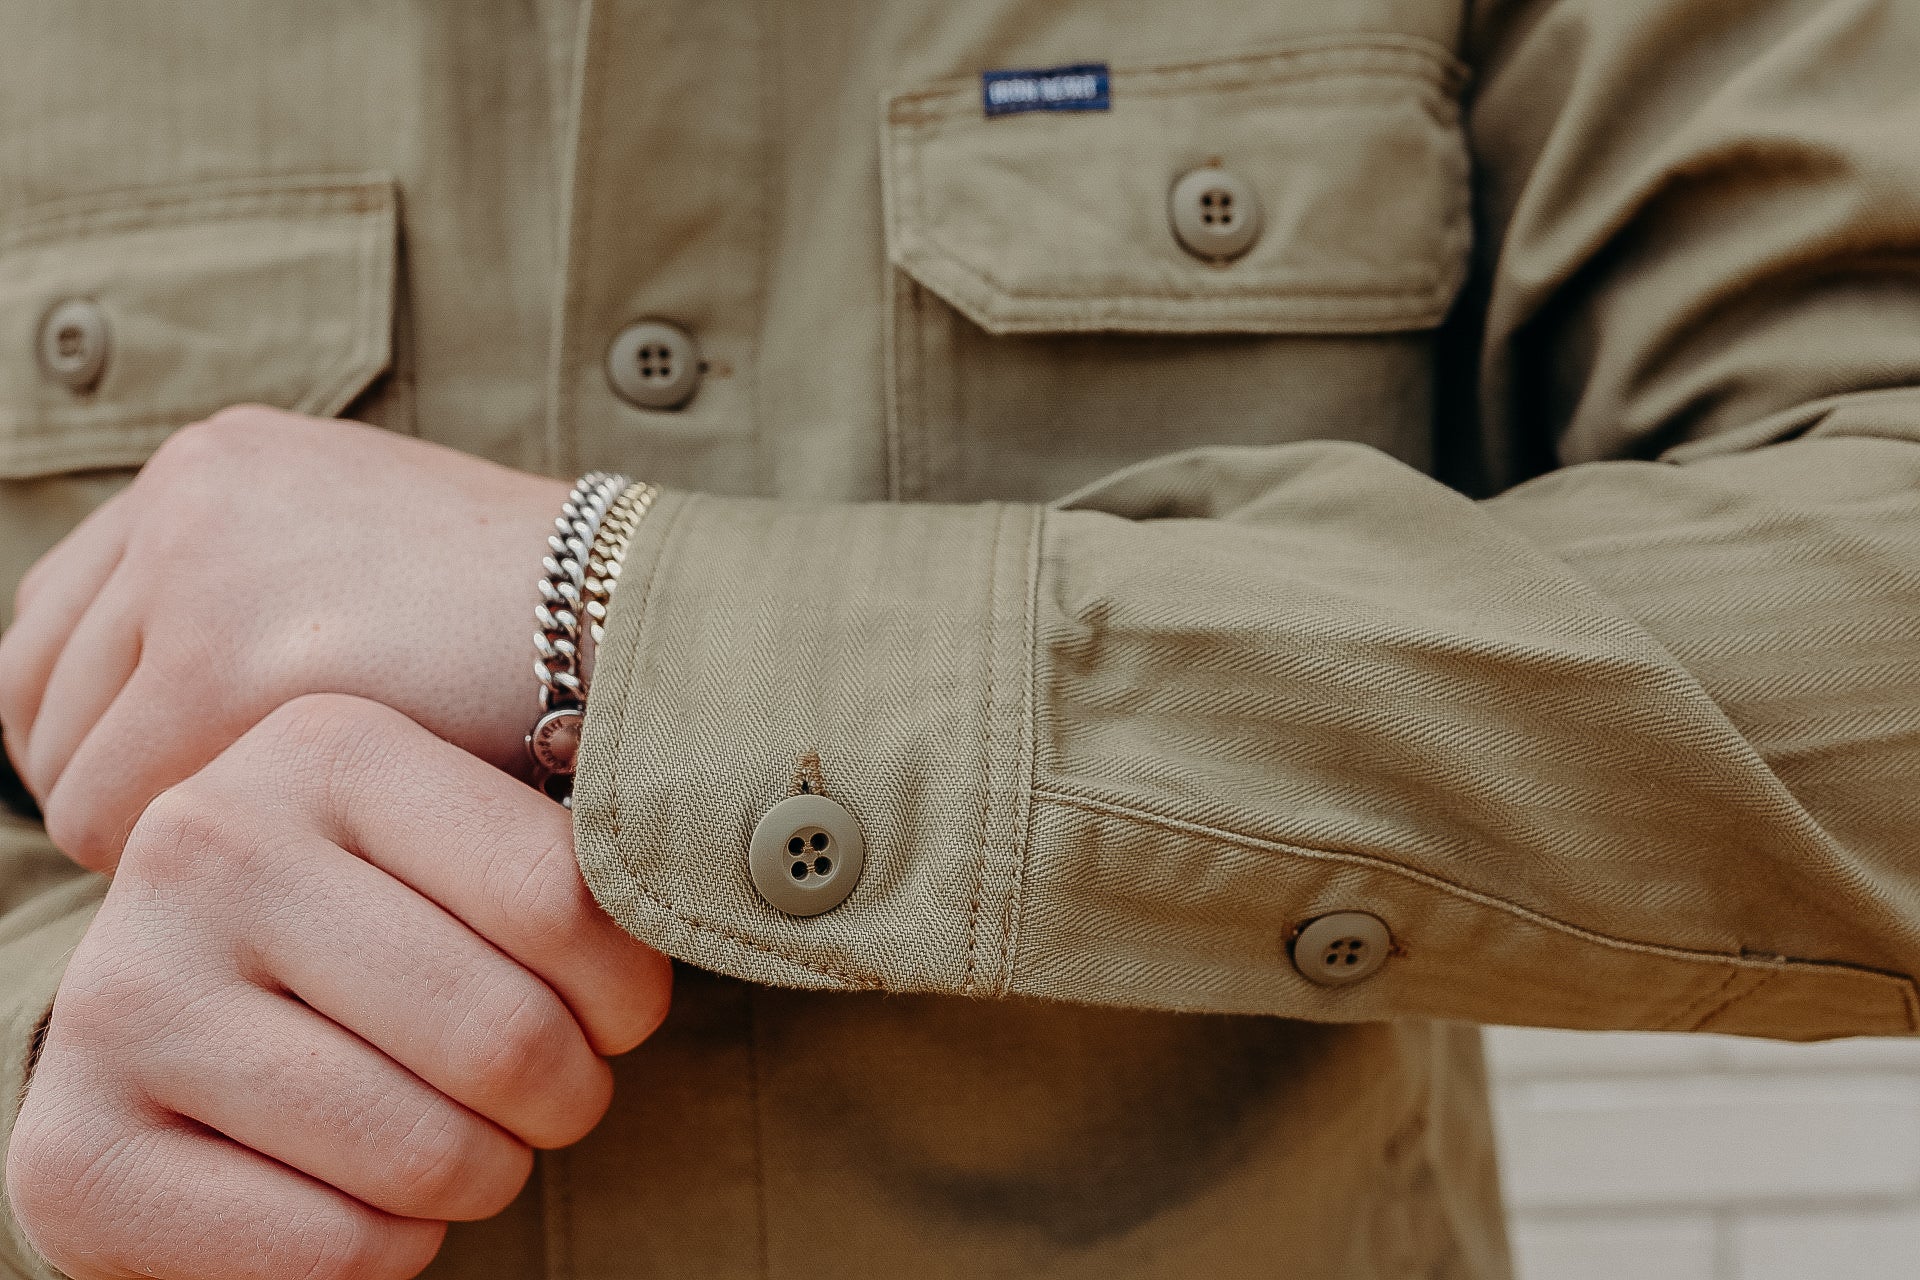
left=4, top=693, right=672, bottom=1280
left=0, top=406, right=572, bottom=868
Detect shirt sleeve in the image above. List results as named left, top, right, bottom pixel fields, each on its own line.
left=0, top=800, right=103, bottom=1280
left=572, top=0, right=1920, bottom=1041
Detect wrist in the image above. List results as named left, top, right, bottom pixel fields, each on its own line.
left=412, top=474, right=571, bottom=778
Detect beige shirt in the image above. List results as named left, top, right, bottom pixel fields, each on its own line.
left=8, top=1, right=1920, bottom=1276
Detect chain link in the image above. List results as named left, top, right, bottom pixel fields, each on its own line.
left=533, top=471, right=630, bottom=713
left=583, top=480, right=659, bottom=649
left=526, top=472, right=631, bottom=803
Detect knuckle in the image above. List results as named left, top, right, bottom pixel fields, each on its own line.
left=6, top=1104, right=142, bottom=1271
left=373, top=1102, right=529, bottom=1222
left=120, top=783, right=241, bottom=886
left=492, top=827, right=593, bottom=952
left=447, top=976, right=576, bottom=1107
left=50, top=963, right=158, bottom=1054
left=258, top=691, right=374, bottom=746
left=284, top=1205, right=414, bottom=1280
left=144, top=413, right=232, bottom=479
left=249, top=693, right=405, bottom=783
left=383, top=1111, right=488, bottom=1213
left=6, top=1116, right=76, bottom=1230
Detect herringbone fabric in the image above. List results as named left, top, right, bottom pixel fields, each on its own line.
left=6, top=0, right=1920, bottom=1276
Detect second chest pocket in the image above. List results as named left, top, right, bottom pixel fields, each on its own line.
left=881, top=36, right=1471, bottom=502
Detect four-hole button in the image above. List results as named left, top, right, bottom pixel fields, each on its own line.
left=1292, top=911, right=1392, bottom=987
left=749, top=792, right=864, bottom=917
left=607, top=319, right=703, bottom=411
left=1169, top=167, right=1263, bottom=262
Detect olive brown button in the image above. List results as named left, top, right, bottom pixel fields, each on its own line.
left=749, top=793, right=864, bottom=917
left=1169, top=167, right=1262, bottom=262
left=607, top=319, right=702, bottom=411
left=1292, top=912, right=1391, bottom=987
left=37, top=298, right=109, bottom=392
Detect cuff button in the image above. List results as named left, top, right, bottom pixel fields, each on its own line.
left=1292, top=912, right=1391, bottom=987
left=749, top=793, right=864, bottom=916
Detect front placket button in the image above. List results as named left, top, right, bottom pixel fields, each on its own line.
left=749, top=793, right=865, bottom=917
left=1292, top=912, right=1392, bottom=987
left=607, top=319, right=703, bottom=410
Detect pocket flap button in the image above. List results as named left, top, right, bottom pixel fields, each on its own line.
left=38, top=298, right=109, bottom=392
left=1170, top=167, right=1262, bottom=262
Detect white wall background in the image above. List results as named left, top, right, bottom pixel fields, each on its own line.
left=1486, top=1028, right=1920, bottom=1280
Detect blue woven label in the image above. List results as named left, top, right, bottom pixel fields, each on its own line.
left=981, top=63, right=1110, bottom=117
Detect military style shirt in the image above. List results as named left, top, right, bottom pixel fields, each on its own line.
left=7, top=1, right=1920, bottom=1276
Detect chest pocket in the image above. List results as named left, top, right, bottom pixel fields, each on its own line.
left=881, top=36, right=1470, bottom=502
left=0, top=173, right=397, bottom=482
left=0, top=173, right=398, bottom=620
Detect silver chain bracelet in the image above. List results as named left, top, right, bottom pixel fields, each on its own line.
left=526, top=471, right=633, bottom=802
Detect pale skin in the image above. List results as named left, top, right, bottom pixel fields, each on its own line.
left=0, top=409, right=671, bottom=1279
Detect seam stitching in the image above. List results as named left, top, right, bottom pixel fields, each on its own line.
left=603, top=496, right=875, bottom=989
left=0, top=175, right=395, bottom=250
left=0, top=205, right=394, bottom=475
left=623, top=881, right=881, bottom=986
left=887, top=44, right=1467, bottom=325
left=884, top=36, right=1465, bottom=117
left=962, top=504, right=1006, bottom=993
left=1032, top=786, right=1920, bottom=1017
left=997, top=507, right=1044, bottom=994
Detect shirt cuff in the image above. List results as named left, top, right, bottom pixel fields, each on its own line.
left=573, top=487, right=1038, bottom=994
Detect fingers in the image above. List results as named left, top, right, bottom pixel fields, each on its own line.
left=0, top=489, right=134, bottom=769
left=7, top=1103, right=446, bottom=1280
left=139, top=987, right=534, bottom=1222
left=243, top=695, right=672, bottom=1057
left=17, top=580, right=142, bottom=813
left=257, top=833, right=616, bottom=1147
left=41, top=659, right=246, bottom=870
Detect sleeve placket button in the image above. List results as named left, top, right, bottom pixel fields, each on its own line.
left=1292, top=912, right=1392, bottom=987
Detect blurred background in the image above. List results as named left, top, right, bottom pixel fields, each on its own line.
left=1488, top=1028, right=1920, bottom=1280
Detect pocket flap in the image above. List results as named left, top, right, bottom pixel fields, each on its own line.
left=0, top=174, right=397, bottom=479
left=882, top=37, right=1471, bottom=336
